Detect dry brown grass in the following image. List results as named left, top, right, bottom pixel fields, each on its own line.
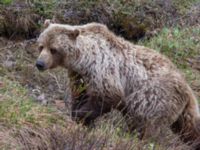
left=0, top=116, right=194, bottom=150
left=0, top=4, right=40, bottom=39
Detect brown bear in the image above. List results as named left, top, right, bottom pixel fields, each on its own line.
left=36, top=20, right=200, bottom=149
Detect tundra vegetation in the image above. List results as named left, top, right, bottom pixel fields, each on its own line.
left=0, top=0, right=200, bottom=149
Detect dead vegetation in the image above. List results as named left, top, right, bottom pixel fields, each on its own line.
left=0, top=4, right=40, bottom=39
left=0, top=124, right=136, bottom=150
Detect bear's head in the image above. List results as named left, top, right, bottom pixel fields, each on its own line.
left=36, top=20, right=80, bottom=71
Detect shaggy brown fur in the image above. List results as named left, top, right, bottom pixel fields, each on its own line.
left=36, top=21, right=200, bottom=149
left=71, top=89, right=112, bottom=126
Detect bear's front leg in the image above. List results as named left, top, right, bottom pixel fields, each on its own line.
left=71, top=92, right=112, bottom=126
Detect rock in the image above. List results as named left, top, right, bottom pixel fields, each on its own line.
left=32, top=88, right=41, bottom=96
left=41, top=99, right=48, bottom=106
left=3, top=60, right=15, bottom=69
left=54, top=100, right=65, bottom=110
left=36, top=93, right=45, bottom=102
left=36, top=93, right=48, bottom=105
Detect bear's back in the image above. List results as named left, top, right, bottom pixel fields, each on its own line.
left=134, top=45, right=182, bottom=78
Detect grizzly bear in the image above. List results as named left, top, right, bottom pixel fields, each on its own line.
left=36, top=20, right=200, bottom=149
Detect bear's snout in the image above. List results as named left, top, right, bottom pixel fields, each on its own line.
left=36, top=60, right=46, bottom=71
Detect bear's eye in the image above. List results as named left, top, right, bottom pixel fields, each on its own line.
left=38, top=46, right=43, bottom=52
left=50, top=48, right=57, bottom=54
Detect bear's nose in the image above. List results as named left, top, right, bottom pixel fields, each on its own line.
left=36, top=60, right=45, bottom=71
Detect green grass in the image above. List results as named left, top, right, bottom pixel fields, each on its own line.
left=0, top=76, right=67, bottom=128
left=139, top=27, right=200, bottom=69
left=0, top=0, right=13, bottom=5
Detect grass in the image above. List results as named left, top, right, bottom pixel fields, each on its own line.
left=0, top=0, right=13, bottom=5
left=139, top=27, right=200, bottom=69
left=0, top=76, right=68, bottom=128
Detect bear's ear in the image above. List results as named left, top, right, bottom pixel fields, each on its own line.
left=44, top=19, right=52, bottom=28
left=68, top=29, right=80, bottom=40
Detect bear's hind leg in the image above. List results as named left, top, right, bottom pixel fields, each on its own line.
left=124, top=84, right=191, bottom=149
